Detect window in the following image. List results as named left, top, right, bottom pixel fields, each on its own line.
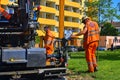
left=46, top=2, right=55, bottom=8
left=54, top=27, right=58, bottom=32
left=72, top=28, right=80, bottom=32
left=50, top=26, right=58, bottom=32
left=65, top=17, right=72, bottom=21
left=72, top=0, right=79, bottom=3
left=46, top=13, right=54, bottom=19
left=79, top=10, right=82, bottom=14
left=56, top=5, right=59, bottom=10
left=72, top=18, right=79, bottom=23
left=39, top=12, right=45, bottom=18
left=34, top=0, right=40, bottom=5
left=9, top=0, right=14, bottom=2
left=65, top=6, right=72, bottom=11
left=80, top=0, right=82, bottom=5
left=8, top=8, right=14, bottom=14
left=55, top=16, right=59, bottom=21
left=9, top=0, right=17, bottom=2
left=72, top=7, right=79, bottom=13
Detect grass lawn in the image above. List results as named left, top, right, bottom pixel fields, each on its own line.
left=67, top=50, right=120, bottom=80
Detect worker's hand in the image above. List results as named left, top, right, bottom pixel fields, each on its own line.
left=71, top=34, right=76, bottom=38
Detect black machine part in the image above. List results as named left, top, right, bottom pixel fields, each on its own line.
left=27, top=48, right=46, bottom=67
left=1, top=47, right=46, bottom=68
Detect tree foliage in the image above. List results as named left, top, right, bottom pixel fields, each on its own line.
left=100, top=22, right=119, bottom=36
left=84, top=0, right=99, bottom=21
left=99, top=0, right=118, bottom=22
left=84, top=0, right=120, bottom=23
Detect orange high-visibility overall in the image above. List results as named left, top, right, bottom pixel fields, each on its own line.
left=0, top=7, right=11, bottom=20
left=44, top=29, right=55, bottom=55
left=84, top=21, right=99, bottom=72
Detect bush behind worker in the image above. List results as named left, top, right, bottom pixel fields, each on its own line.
left=43, top=26, right=55, bottom=57
left=71, top=17, right=100, bottom=73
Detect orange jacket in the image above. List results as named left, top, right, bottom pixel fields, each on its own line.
left=84, top=21, right=99, bottom=47
left=44, top=29, right=55, bottom=55
left=0, top=7, right=11, bottom=20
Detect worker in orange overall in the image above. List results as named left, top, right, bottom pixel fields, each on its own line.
left=44, top=26, right=55, bottom=57
left=71, top=17, right=100, bottom=73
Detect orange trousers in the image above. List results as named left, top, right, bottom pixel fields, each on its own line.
left=45, top=44, right=54, bottom=55
left=84, top=41, right=98, bottom=72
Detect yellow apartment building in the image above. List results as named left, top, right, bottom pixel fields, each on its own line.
left=1, top=0, right=87, bottom=47
left=38, top=0, right=87, bottom=47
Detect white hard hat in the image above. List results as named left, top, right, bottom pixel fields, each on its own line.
left=82, top=16, right=90, bottom=23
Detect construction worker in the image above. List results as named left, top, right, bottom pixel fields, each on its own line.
left=71, top=17, right=100, bottom=73
left=0, top=7, right=11, bottom=20
left=43, top=26, right=55, bottom=57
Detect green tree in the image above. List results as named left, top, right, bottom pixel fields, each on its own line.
left=100, top=22, right=119, bottom=36
left=116, top=2, right=120, bottom=20
left=84, top=0, right=120, bottom=23
left=99, top=0, right=118, bottom=22
left=84, top=0, right=99, bottom=21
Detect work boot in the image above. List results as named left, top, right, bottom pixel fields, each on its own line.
left=85, top=70, right=94, bottom=73
left=94, top=67, right=98, bottom=72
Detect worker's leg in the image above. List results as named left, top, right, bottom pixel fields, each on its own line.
left=46, top=44, right=54, bottom=55
left=91, top=41, right=98, bottom=69
left=85, top=43, right=94, bottom=72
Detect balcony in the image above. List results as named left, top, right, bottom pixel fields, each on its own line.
left=64, top=21, right=80, bottom=28
left=51, top=31, right=59, bottom=37
left=65, top=0, right=81, bottom=8
left=36, top=30, right=58, bottom=37
left=36, top=30, right=45, bottom=36
left=40, top=5, right=56, bottom=14
left=55, top=20, right=84, bottom=28
left=55, top=10, right=81, bottom=18
left=65, top=11, right=80, bottom=18
left=1, top=0, right=9, bottom=5
left=46, top=0, right=56, bottom=3
left=55, top=0, right=59, bottom=5
left=38, top=18, right=57, bottom=26
left=55, top=0, right=81, bottom=8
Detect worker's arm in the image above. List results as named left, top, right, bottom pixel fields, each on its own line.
left=46, top=31, right=55, bottom=38
left=71, top=26, right=87, bottom=38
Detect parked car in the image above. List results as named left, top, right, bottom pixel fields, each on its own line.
left=78, top=46, right=84, bottom=51
left=114, top=46, right=120, bottom=49
left=97, top=47, right=107, bottom=51
left=107, top=46, right=120, bottom=51
left=67, top=45, right=78, bottom=52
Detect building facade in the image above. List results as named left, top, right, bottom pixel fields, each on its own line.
left=112, top=22, right=120, bottom=35
left=99, top=36, right=120, bottom=49
left=38, top=0, right=86, bottom=47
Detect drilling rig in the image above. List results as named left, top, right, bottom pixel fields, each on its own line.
left=0, top=0, right=67, bottom=79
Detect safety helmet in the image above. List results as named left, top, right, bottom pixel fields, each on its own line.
left=82, top=16, right=90, bottom=23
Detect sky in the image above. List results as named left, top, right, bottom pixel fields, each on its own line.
left=112, top=0, right=120, bottom=9
left=112, top=0, right=120, bottom=21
